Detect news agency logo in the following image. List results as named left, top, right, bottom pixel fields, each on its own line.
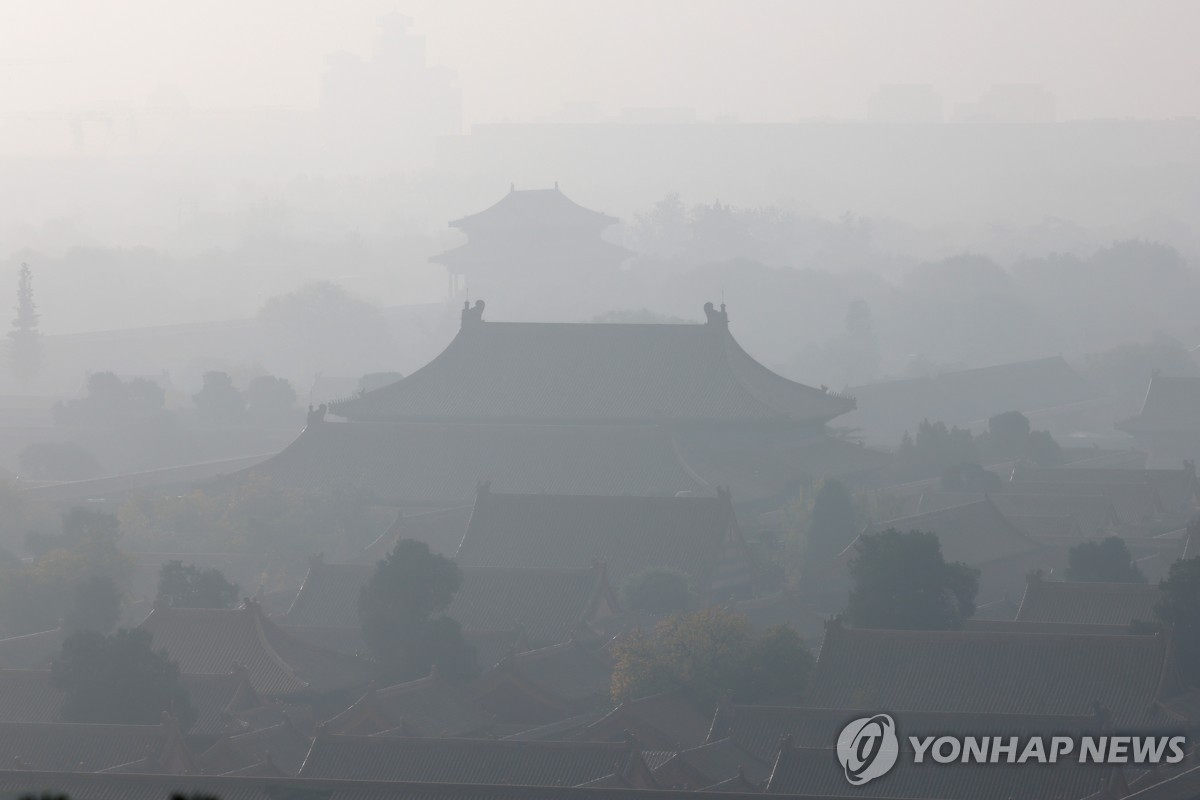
left=834, top=712, right=1189, bottom=787
left=836, top=713, right=899, bottom=786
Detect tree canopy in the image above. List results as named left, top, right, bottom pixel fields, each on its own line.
left=803, top=478, right=858, bottom=566
left=18, top=442, right=104, bottom=482
left=845, top=528, right=979, bottom=630
left=193, top=371, right=246, bottom=425
left=156, top=561, right=240, bottom=609
left=8, top=262, right=40, bottom=382
left=51, top=627, right=195, bottom=728
left=620, top=568, right=696, bottom=615
left=1064, top=537, right=1146, bottom=583
left=0, top=508, right=134, bottom=637
left=611, top=608, right=812, bottom=708
left=1156, top=554, right=1200, bottom=685
left=358, top=540, right=477, bottom=683
left=62, top=574, right=122, bottom=635
left=244, top=375, right=298, bottom=421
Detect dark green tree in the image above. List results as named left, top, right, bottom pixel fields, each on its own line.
left=1025, top=429, right=1063, bottom=466
left=27, top=506, right=121, bottom=558
left=804, top=479, right=858, bottom=565
left=1157, top=554, right=1200, bottom=684
left=741, top=624, right=812, bottom=705
left=8, top=263, right=40, bottom=382
left=358, top=540, right=477, bottom=682
left=986, top=411, right=1031, bottom=458
left=193, top=371, right=245, bottom=425
left=897, top=420, right=979, bottom=478
left=156, top=561, right=240, bottom=609
left=18, top=442, right=103, bottom=481
left=1065, top=537, right=1146, bottom=583
left=940, top=462, right=1003, bottom=492
left=611, top=608, right=812, bottom=707
left=846, top=528, right=979, bottom=630
left=62, top=574, right=122, bottom=635
left=621, top=568, right=695, bottom=614
left=244, top=375, right=297, bottom=422
left=51, top=627, right=195, bottom=727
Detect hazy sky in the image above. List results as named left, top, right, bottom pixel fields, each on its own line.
left=2, top=0, right=1198, bottom=123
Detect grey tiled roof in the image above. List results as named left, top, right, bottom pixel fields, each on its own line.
left=0, top=771, right=755, bottom=800
left=1011, top=464, right=1199, bottom=513
left=246, top=421, right=709, bottom=508
left=857, top=498, right=1041, bottom=566
left=456, top=490, right=744, bottom=588
left=1120, top=375, right=1200, bottom=434
left=297, top=735, right=643, bottom=786
left=1015, top=578, right=1162, bottom=626
left=284, top=561, right=615, bottom=647
left=765, top=744, right=1112, bottom=798
left=331, top=315, right=852, bottom=425
left=709, top=704, right=1100, bottom=761
left=139, top=602, right=372, bottom=697
left=0, top=719, right=188, bottom=773
left=324, top=672, right=492, bottom=738
left=806, top=623, right=1188, bottom=728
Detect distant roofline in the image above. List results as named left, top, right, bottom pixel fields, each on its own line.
left=448, top=185, right=620, bottom=230
left=329, top=300, right=853, bottom=425
left=848, top=354, right=1078, bottom=392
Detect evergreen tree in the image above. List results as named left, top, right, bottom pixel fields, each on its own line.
left=156, top=561, right=240, bottom=609
left=358, top=540, right=477, bottom=682
left=804, top=479, right=858, bottom=566
left=1157, top=554, right=1200, bottom=685
left=846, top=528, right=979, bottom=630
left=610, top=608, right=813, bottom=707
left=51, top=627, right=195, bottom=727
left=193, top=371, right=245, bottom=425
left=8, top=263, right=40, bottom=382
left=621, top=568, right=696, bottom=614
left=1065, top=537, right=1146, bottom=583
left=62, top=574, right=123, bottom=635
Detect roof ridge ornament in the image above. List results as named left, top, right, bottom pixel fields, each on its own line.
left=461, top=299, right=486, bottom=328
left=306, top=403, right=327, bottom=427
left=702, top=302, right=728, bottom=326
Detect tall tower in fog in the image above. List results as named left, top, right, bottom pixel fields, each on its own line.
left=432, top=184, right=633, bottom=298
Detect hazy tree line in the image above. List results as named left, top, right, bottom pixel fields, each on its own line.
left=7, top=196, right=1199, bottom=408
left=13, top=490, right=1200, bottom=730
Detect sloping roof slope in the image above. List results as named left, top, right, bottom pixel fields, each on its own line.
left=709, top=704, right=1099, bottom=761
left=285, top=560, right=615, bottom=646
left=1120, top=375, right=1200, bottom=433
left=765, top=744, right=1111, bottom=798
left=455, top=490, right=741, bottom=587
left=297, top=735, right=643, bottom=786
left=323, top=672, right=492, bottom=738
left=139, top=602, right=372, bottom=696
left=0, top=719, right=188, bottom=773
left=1016, top=578, right=1162, bottom=626
left=1011, top=464, right=1198, bottom=512
left=245, top=421, right=709, bottom=508
left=805, top=623, right=1187, bottom=727
left=331, top=313, right=852, bottom=425
left=843, top=356, right=1099, bottom=437
left=0, top=771, right=780, bottom=800
left=857, top=498, right=1041, bottom=566
left=448, top=187, right=619, bottom=231
left=580, top=691, right=714, bottom=751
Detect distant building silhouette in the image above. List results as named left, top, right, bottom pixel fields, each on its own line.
left=956, top=84, right=1056, bottom=123
left=431, top=185, right=632, bottom=297
left=867, top=84, right=943, bottom=123
left=320, top=13, right=461, bottom=168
